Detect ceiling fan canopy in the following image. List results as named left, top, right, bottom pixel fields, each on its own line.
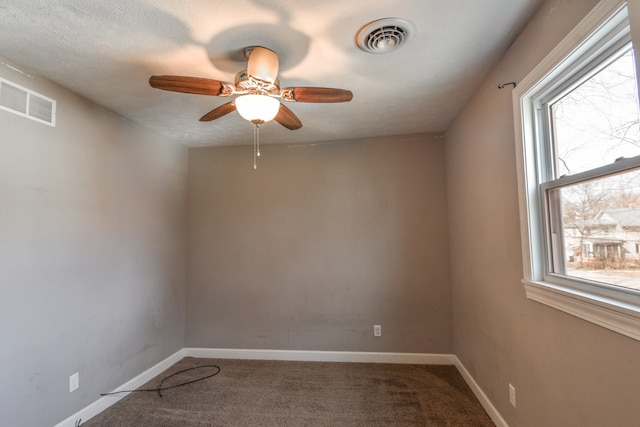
left=245, top=46, right=279, bottom=85
left=148, top=46, right=353, bottom=130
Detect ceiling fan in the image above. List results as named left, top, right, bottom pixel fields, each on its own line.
left=149, top=47, right=353, bottom=169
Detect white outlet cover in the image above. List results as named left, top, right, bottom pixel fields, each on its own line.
left=69, top=372, right=79, bottom=393
left=373, top=325, right=382, bottom=336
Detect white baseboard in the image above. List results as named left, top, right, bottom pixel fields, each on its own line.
left=53, top=348, right=185, bottom=427
left=184, top=347, right=457, bottom=365
left=55, top=348, right=506, bottom=427
left=453, top=355, right=509, bottom=427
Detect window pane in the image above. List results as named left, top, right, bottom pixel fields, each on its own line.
left=549, top=168, right=640, bottom=290
left=551, top=48, right=640, bottom=177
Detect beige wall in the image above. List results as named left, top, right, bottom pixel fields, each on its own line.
left=186, top=134, right=452, bottom=353
left=0, top=58, right=188, bottom=426
left=445, top=0, right=640, bottom=425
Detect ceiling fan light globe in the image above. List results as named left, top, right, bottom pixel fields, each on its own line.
left=235, top=94, right=280, bottom=123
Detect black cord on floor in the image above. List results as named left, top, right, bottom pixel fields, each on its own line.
left=100, top=364, right=221, bottom=398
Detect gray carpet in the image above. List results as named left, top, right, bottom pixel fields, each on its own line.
left=84, top=357, right=494, bottom=426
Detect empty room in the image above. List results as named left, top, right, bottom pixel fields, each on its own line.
left=2, top=0, right=640, bottom=426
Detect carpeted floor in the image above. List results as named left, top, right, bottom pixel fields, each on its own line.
left=84, top=357, right=494, bottom=426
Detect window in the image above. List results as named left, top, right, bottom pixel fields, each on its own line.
left=514, top=0, right=640, bottom=340
left=543, top=46, right=640, bottom=290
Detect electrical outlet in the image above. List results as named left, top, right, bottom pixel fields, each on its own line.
left=509, top=383, right=516, bottom=407
left=69, top=372, right=79, bottom=393
left=373, top=324, right=382, bottom=337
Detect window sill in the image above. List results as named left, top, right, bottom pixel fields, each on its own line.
left=523, top=280, right=640, bottom=341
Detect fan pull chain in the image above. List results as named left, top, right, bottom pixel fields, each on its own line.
left=253, top=122, right=261, bottom=170
left=257, top=126, right=261, bottom=158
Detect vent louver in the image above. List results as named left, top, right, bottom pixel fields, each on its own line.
left=357, top=18, right=415, bottom=54
left=0, top=78, right=56, bottom=126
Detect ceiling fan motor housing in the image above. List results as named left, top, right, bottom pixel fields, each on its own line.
left=357, top=18, right=415, bottom=53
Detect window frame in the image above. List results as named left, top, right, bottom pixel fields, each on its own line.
left=513, top=0, right=640, bottom=340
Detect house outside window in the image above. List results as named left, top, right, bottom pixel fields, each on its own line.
left=513, top=0, right=640, bottom=340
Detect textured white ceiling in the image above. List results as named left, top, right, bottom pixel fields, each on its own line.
left=0, top=0, right=541, bottom=147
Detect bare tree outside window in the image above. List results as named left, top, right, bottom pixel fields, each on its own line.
left=552, top=50, right=640, bottom=175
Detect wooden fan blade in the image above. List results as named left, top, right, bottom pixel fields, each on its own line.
left=149, top=75, right=225, bottom=96
left=199, top=101, right=236, bottom=122
left=285, top=87, right=353, bottom=103
left=247, top=47, right=279, bottom=84
left=274, top=103, right=302, bottom=130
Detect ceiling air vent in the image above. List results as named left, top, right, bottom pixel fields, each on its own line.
left=356, top=18, right=415, bottom=54
left=0, top=77, right=56, bottom=126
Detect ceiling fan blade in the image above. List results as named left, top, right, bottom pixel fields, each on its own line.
left=284, top=87, right=353, bottom=103
left=199, top=101, right=237, bottom=122
left=274, top=103, right=302, bottom=130
left=149, top=75, right=225, bottom=96
left=247, top=47, right=279, bottom=84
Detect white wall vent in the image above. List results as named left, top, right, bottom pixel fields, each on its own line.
left=0, top=78, right=56, bottom=126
